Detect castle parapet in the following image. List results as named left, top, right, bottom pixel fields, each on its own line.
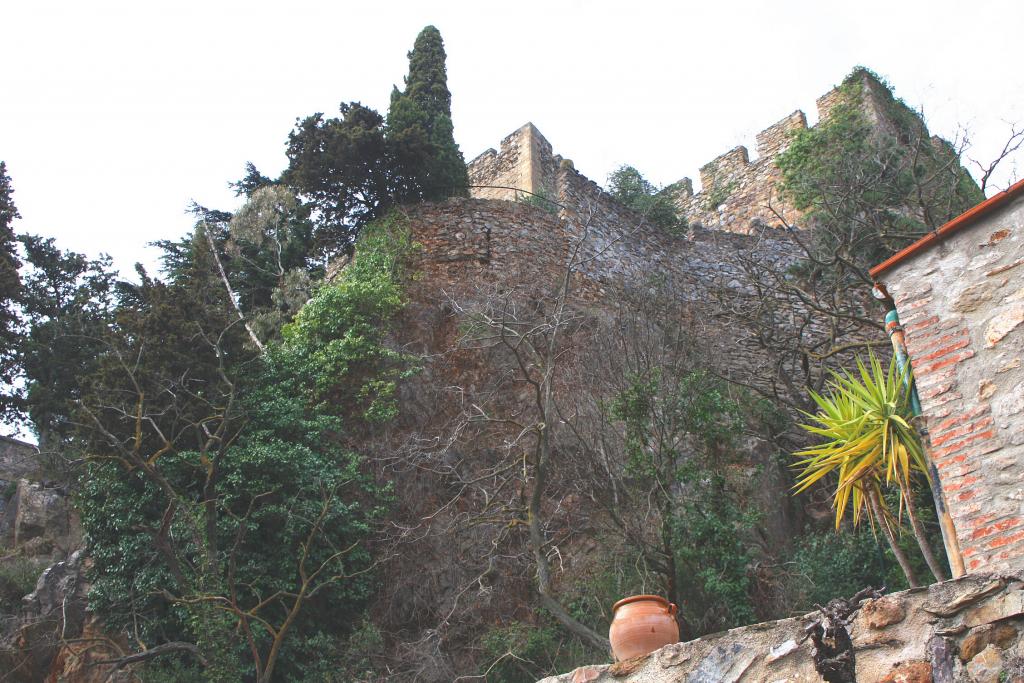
left=671, top=177, right=694, bottom=199
left=675, top=108, right=815, bottom=231
left=467, top=70, right=937, bottom=237
left=756, top=110, right=807, bottom=158
left=699, top=146, right=750, bottom=194
left=467, top=122, right=557, bottom=201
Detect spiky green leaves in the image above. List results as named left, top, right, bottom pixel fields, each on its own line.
left=793, top=352, right=929, bottom=530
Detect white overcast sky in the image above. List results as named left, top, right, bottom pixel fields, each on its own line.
left=4, top=0, right=1023, bottom=277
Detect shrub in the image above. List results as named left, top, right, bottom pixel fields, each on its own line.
left=0, top=557, right=40, bottom=613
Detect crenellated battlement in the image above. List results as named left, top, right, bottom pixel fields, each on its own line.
left=467, top=70, right=917, bottom=236
left=674, top=107, right=809, bottom=233
left=468, top=122, right=560, bottom=201
left=466, top=106, right=816, bottom=234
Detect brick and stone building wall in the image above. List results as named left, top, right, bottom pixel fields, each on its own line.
left=871, top=180, right=1024, bottom=574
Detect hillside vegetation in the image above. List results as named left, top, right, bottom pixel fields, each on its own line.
left=0, top=31, right=993, bottom=682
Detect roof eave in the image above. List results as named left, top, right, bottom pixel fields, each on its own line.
left=869, top=177, right=1024, bottom=279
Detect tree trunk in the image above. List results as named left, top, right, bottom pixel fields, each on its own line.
left=202, top=222, right=265, bottom=354
left=867, top=486, right=919, bottom=588
left=903, top=485, right=946, bottom=583
left=528, top=442, right=610, bottom=653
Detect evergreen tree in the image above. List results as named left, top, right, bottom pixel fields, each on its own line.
left=0, top=162, right=23, bottom=423
left=284, top=102, right=396, bottom=252
left=607, top=165, right=686, bottom=233
left=284, top=26, right=468, bottom=251
left=76, top=219, right=405, bottom=680
left=18, top=235, right=117, bottom=453
left=386, top=25, right=469, bottom=200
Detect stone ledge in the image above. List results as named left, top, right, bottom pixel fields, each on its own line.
left=538, top=572, right=1024, bottom=682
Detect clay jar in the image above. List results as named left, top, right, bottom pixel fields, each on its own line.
left=608, top=595, right=680, bottom=661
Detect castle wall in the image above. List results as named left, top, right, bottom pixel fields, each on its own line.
left=878, top=191, right=1024, bottom=574
left=466, top=72, right=931, bottom=240
left=673, top=110, right=807, bottom=233
left=398, top=197, right=568, bottom=292
left=0, top=435, right=40, bottom=481
left=400, top=193, right=819, bottom=404
left=467, top=112, right=813, bottom=236
left=467, top=123, right=560, bottom=201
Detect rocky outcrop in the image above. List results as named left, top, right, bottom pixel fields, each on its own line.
left=0, top=479, right=80, bottom=556
left=0, top=436, right=42, bottom=483
left=0, top=550, right=88, bottom=681
left=0, top=460, right=91, bottom=681
left=539, top=572, right=1024, bottom=682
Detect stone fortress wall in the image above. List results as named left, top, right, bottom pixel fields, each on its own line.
left=467, top=71, right=904, bottom=235
left=403, top=188, right=811, bottom=403
left=0, top=434, right=39, bottom=482
left=414, top=73, right=1024, bottom=683
left=453, top=78, right=898, bottom=400
left=454, top=72, right=1024, bottom=683
left=425, top=76, right=914, bottom=411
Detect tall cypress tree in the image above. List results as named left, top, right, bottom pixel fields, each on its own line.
left=0, top=162, right=23, bottom=422
left=387, top=25, right=469, bottom=200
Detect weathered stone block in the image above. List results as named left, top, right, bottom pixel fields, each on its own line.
left=861, top=596, right=907, bottom=629
left=986, top=303, right=1024, bottom=348
left=965, top=644, right=1003, bottom=683
left=964, top=591, right=1024, bottom=627
left=960, top=623, right=1019, bottom=662
left=878, top=660, right=932, bottom=683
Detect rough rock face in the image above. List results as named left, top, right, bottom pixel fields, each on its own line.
left=0, top=436, right=42, bottom=482
left=0, top=551, right=88, bottom=681
left=538, top=572, right=1024, bottom=682
left=0, top=479, right=81, bottom=557
left=0, top=469, right=92, bottom=680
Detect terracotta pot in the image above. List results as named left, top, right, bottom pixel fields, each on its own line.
left=608, top=595, right=679, bottom=661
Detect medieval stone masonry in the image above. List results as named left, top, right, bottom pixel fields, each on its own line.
left=467, top=72, right=906, bottom=236
left=874, top=183, right=1024, bottom=575
left=451, top=72, right=1024, bottom=682
left=524, top=178, right=1024, bottom=683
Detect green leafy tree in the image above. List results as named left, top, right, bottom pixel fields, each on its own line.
left=231, top=161, right=277, bottom=199
left=155, top=193, right=318, bottom=350
left=607, top=165, right=685, bottom=233
left=284, top=103, right=396, bottom=253
left=284, top=27, right=467, bottom=252
left=18, top=235, right=117, bottom=456
left=223, top=187, right=317, bottom=339
left=712, top=68, right=987, bottom=411
left=0, top=162, right=23, bottom=422
left=609, top=369, right=755, bottom=634
left=777, top=67, right=983, bottom=274
left=274, top=216, right=419, bottom=423
left=77, top=217, right=413, bottom=681
left=386, top=25, right=469, bottom=201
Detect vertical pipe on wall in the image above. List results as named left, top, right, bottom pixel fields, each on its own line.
left=877, top=286, right=966, bottom=578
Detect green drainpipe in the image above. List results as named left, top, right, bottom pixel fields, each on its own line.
left=881, top=301, right=965, bottom=578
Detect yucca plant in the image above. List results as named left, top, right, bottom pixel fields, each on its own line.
left=792, top=352, right=945, bottom=587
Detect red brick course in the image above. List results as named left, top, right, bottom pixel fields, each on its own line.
left=889, top=224, right=1022, bottom=572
